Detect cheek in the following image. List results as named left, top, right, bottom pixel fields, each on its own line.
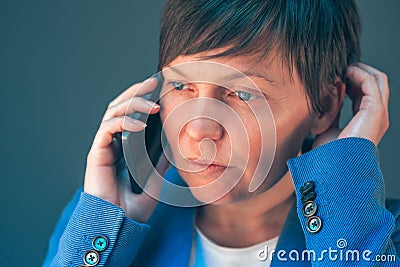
left=245, top=122, right=263, bottom=163
left=159, top=96, right=178, bottom=154
left=239, top=112, right=274, bottom=186
left=239, top=102, right=314, bottom=194
left=273, top=103, right=313, bottom=159
left=159, top=93, right=181, bottom=128
left=159, top=99, right=181, bottom=153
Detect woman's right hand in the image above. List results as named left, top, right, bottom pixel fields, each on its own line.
left=84, top=77, right=169, bottom=223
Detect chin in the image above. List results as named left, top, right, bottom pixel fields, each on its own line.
left=192, top=190, right=235, bottom=205
left=177, top=166, right=262, bottom=205
left=189, top=182, right=253, bottom=205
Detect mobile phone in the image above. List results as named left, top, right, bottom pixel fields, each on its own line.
left=122, top=73, right=164, bottom=194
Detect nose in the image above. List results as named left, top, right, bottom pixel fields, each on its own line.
left=183, top=83, right=225, bottom=142
left=185, top=117, right=224, bottom=142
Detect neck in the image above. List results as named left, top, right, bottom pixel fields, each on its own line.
left=195, top=172, right=295, bottom=248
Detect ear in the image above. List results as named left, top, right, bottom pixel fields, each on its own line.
left=309, top=80, right=346, bottom=135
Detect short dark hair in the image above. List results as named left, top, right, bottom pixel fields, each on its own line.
left=158, top=0, right=361, bottom=113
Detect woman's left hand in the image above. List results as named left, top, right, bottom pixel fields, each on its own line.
left=313, top=62, right=390, bottom=148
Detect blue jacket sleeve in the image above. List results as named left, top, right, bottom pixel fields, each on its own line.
left=287, top=137, right=399, bottom=266
left=42, top=188, right=150, bottom=267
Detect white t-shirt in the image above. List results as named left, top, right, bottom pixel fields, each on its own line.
left=190, top=226, right=279, bottom=267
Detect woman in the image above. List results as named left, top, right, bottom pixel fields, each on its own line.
left=44, top=0, right=399, bottom=266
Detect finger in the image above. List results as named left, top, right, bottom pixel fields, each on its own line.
left=353, top=62, right=389, bottom=108
left=108, top=77, right=158, bottom=108
left=103, top=97, right=160, bottom=122
left=345, top=66, right=383, bottom=106
left=93, top=116, right=147, bottom=149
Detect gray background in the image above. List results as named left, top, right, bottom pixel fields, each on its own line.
left=0, top=0, right=398, bottom=266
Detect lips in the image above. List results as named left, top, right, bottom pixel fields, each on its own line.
left=185, top=158, right=231, bottom=174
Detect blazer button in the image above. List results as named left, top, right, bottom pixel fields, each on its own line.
left=302, top=200, right=318, bottom=217
left=83, top=250, right=100, bottom=266
left=300, top=181, right=315, bottom=195
left=306, top=216, right=322, bottom=233
left=301, top=191, right=317, bottom=203
left=92, top=236, right=109, bottom=252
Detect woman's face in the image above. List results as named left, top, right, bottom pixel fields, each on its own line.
left=159, top=47, right=317, bottom=204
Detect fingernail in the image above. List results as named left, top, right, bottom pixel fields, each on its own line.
left=145, top=100, right=160, bottom=109
left=144, top=77, right=156, bottom=85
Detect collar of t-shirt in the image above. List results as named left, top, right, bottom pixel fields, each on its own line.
left=190, top=226, right=279, bottom=267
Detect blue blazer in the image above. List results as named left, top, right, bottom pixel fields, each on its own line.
left=43, top=138, right=400, bottom=266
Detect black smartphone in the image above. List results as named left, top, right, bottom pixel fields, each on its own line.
left=122, top=73, right=164, bottom=194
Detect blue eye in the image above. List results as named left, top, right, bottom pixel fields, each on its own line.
left=170, top=81, right=187, bottom=91
left=235, top=91, right=257, bottom=101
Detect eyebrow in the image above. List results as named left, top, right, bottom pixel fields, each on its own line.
left=165, top=65, right=278, bottom=86
left=226, top=71, right=278, bottom=85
